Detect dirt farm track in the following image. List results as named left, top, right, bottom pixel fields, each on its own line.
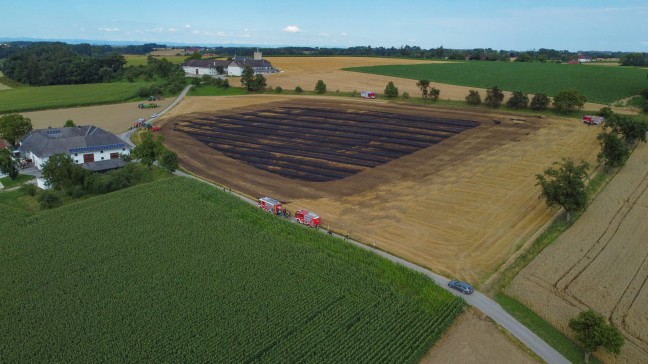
left=160, top=95, right=600, bottom=283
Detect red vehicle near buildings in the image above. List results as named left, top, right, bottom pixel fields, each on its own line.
left=294, top=210, right=321, bottom=228
left=258, top=197, right=283, bottom=215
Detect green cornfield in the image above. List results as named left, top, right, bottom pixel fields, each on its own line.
left=0, top=177, right=464, bottom=363
left=345, top=62, right=648, bottom=104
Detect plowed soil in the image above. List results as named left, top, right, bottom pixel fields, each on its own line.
left=160, top=95, right=601, bottom=283
left=508, top=142, right=648, bottom=363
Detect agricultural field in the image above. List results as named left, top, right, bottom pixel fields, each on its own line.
left=0, top=177, right=464, bottom=363
left=508, top=141, right=648, bottom=363
left=160, top=96, right=601, bottom=283
left=173, top=105, right=478, bottom=182
left=125, top=54, right=187, bottom=67
left=344, top=61, right=648, bottom=104
left=0, top=82, right=158, bottom=114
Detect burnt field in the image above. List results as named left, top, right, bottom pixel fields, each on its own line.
left=172, top=105, right=479, bottom=182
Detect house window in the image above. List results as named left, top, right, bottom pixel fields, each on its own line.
left=110, top=153, right=119, bottom=159
left=74, top=153, right=78, bottom=156
left=101, top=157, right=104, bottom=160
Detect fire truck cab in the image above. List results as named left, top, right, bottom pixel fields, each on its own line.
left=295, top=210, right=321, bottom=228
left=258, top=197, right=283, bottom=215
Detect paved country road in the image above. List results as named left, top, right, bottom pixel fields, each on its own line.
left=131, top=89, right=569, bottom=363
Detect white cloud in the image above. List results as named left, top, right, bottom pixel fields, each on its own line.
left=146, top=27, right=164, bottom=33
left=319, top=32, right=331, bottom=37
left=185, top=24, right=192, bottom=28
left=216, top=31, right=231, bottom=37
left=283, top=25, right=301, bottom=33
left=641, top=41, right=648, bottom=45
left=340, top=32, right=348, bottom=36
left=168, top=27, right=177, bottom=32
left=99, top=27, right=119, bottom=32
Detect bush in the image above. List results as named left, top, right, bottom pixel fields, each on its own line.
left=384, top=81, right=399, bottom=98
left=530, top=93, right=551, bottom=111
left=506, top=91, right=529, bottom=109
left=465, top=90, right=482, bottom=105
left=402, top=92, right=409, bottom=99
left=351, top=90, right=358, bottom=97
left=598, top=106, right=614, bottom=118
left=295, top=86, right=303, bottom=93
left=315, top=80, right=327, bottom=94
left=429, top=87, right=440, bottom=102
left=19, top=183, right=37, bottom=196
left=37, top=190, right=62, bottom=209
left=274, top=86, right=283, bottom=93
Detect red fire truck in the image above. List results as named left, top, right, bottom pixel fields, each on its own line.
left=258, top=197, right=283, bottom=215
left=294, top=210, right=321, bottom=228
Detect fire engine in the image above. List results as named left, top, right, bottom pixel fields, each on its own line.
left=258, top=197, right=283, bottom=215
left=294, top=210, right=321, bottom=228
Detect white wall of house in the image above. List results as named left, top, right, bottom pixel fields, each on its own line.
left=36, top=177, right=50, bottom=190
left=182, top=65, right=219, bottom=76
left=70, top=148, right=131, bottom=165
left=228, top=64, right=243, bottom=76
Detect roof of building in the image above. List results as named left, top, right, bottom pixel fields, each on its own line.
left=18, top=126, right=129, bottom=158
left=230, top=59, right=274, bottom=68
left=82, top=158, right=127, bottom=172
left=182, top=59, right=231, bottom=68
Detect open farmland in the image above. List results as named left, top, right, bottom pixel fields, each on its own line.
left=160, top=96, right=601, bottom=283
left=0, top=177, right=464, bottom=363
left=344, top=61, right=648, bottom=104
left=508, top=142, right=648, bottom=363
left=125, top=54, right=187, bottom=67
left=173, top=105, right=478, bottom=182
left=0, top=82, right=158, bottom=114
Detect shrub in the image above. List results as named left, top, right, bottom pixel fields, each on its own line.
left=295, top=86, right=303, bottom=93
left=384, top=81, right=399, bottom=98
left=530, top=93, right=551, bottom=111
left=274, top=86, right=283, bottom=93
left=465, top=90, right=482, bottom=105
left=429, top=87, right=440, bottom=102
left=351, top=90, right=358, bottom=97
left=402, top=92, right=409, bottom=99
left=37, top=190, right=62, bottom=209
left=19, top=183, right=37, bottom=196
left=598, top=106, right=614, bottom=118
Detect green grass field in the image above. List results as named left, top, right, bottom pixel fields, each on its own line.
left=0, top=177, right=464, bottom=363
left=125, top=55, right=188, bottom=67
left=345, top=62, right=648, bottom=104
left=188, top=85, right=247, bottom=96
left=0, top=82, right=158, bottom=114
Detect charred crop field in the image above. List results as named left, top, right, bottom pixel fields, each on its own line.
left=171, top=103, right=479, bottom=182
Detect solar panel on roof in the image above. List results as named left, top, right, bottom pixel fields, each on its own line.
left=69, top=143, right=125, bottom=154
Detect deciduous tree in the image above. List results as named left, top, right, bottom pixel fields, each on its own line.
left=553, top=89, right=587, bottom=113
left=240, top=66, right=266, bottom=92
left=597, top=131, right=630, bottom=173
left=429, top=87, right=440, bottom=102
left=530, top=93, right=551, bottom=111
left=569, top=309, right=624, bottom=363
left=41, top=153, right=88, bottom=194
left=0, top=149, right=19, bottom=180
left=604, top=113, right=648, bottom=144
left=506, top=91, right=529, bottom=109
left=63, top=119, right=75, bottom=127
left=535, top=158, right=589, bottom=222
left=314, top=80, right=327, bottom=94
left=485, top=86, right=504, bottom=108
left=0, top=113, right=33, bottom=146
left=465, top=90, right=482, bottom=105
left=133, top=131, right=164, bottom=168
left=384, top=81, right=399, bottom=98
left=417, top=79, right=430, bottom=99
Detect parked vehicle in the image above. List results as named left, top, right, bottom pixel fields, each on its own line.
left=361, top=91, right=376, bottom=99
left=294, top=210, right=321, bottom=228
left=582, top=115, right=603, bottom=126
left=448, top=280, right=474, bottom=294
left=258, top=197, right=283, bottom=215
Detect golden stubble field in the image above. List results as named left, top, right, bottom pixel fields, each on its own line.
left=508, top=141, right=648, bottom=363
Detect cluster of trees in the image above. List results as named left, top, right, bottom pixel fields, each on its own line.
left=597, top=110, right=648, bottom=172
left=240, top=65, right=267, bottom=92
left=619, top=52, right=648, bottom=66
left=464, top=87, right=585, bottom=113
left=1, top=43, right=126, bottom=85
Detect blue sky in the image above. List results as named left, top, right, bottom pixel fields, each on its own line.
left=2, top=0, right=647, bottom=51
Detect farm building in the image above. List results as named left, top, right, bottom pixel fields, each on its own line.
left=577, top=54, right=592, bottom=63
left=17, top=126, right=130, bottom=170
left=181, top=51, right=277, bottom=77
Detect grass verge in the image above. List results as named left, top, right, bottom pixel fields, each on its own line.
left=495, top=293, right=602, bottom=364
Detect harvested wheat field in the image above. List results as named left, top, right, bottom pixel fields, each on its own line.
left=21, top=98, right=174, bottom=133
left=160, top=95, right=600, bottom=283
left=508, top=142, right=648, bottom=363
left=421, top=308, right=537, bottom=364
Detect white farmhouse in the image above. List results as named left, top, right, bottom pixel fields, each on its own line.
left=182, top=59, right=231, bottom=77
left=17, top=126, right=131, bottom=188
left=181, top=51, right=277, bottom=77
